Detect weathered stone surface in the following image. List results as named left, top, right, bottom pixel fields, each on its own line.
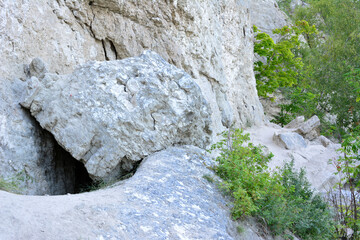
left=285, top=116, right=305, bottom=129
left=248, top=0, right=290, bottom=41
left=273, top=132, right=307, bottom=150
left=318, top=135, right=333, bottom=148
left=296, top=115, right=321, bottom=140
left=1, top=0, right=265, bottom=192
left=247, top=125, right=341, bottom=191
left=0, top=146, right=240, bottom=240
left=0, top=77, right=81, bottom=195
left=69, top=0, right=265, bottom=133
left=1, top=0, right=264, bottom=135
left=0, top=0, right=104, bottom=194
left=0, top=0, right=104, bottom=81
left=22, top=51, right=212, bottom=180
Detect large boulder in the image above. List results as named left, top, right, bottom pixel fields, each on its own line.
left=295, top=115, right=321, bottom=140
left=0, top=146, right=240, bottom=239
left=1, top=0, right=264, bottom=136
left=273, top=132, right=307, bottom=150
left=22, top=51, right=212, bottom=181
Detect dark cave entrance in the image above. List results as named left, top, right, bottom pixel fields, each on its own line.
left=22, top=108, right=141, bottom=196
left=50, top=141, right=94, bottom=195
left=22, top=108, right=95, bottom=195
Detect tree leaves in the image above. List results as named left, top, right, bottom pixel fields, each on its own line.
left=253, top=21, right=317, bottom=98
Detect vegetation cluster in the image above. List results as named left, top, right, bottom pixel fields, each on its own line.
left=209, top=129, right=335, bottom=239
left=256, top=0, right=360, bottom=139
left=246, top=1, right=360, bottom=238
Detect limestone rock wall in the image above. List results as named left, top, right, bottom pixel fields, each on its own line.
left=248, top=0, right=290, bottom=41
left=75, top=0, right=265, bottom=130
left=0, top=0, right=265, bottom=194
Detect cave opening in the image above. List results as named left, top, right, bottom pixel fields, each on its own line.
left=20, top=108, right=142, bottom=196
left=48, top=136, right=94, bottom=195
left=20, top=108, right=95, bottom=195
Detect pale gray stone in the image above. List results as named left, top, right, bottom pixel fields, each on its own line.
left=29, top=58, right=47, bottom=80
left=0, top=77, right=79, bottom=195
left=318, top=135, right=333, bottom=147
left=0, top=0, right=265, bottom=193
left=296, top=115, right=321, bottom=140
left=248, top=0, right=290, bottom=42
left=0, top=146, right=240, bottom=240
left=285, top=116, right=305, bottom=129
left=22, top=51, right=212, bottom=181
left=273, top=132, right=307, bottom=150
left=1, top=0, right=264, bottom=141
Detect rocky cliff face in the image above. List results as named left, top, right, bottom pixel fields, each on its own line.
left=248, top=0, right=289, bottom=40
left=0, top=0, right=266, bottom=194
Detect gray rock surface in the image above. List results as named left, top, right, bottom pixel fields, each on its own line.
left=22, top=51, right=212, bottom=181
left=247, top=125, right=341, bottom=191
left=0, top=77, right=81, bottom=195
left=273, top=132, right=307, bottom=150
left=1, top=0, right=264, bottom=135
left=248, top=0, right=290, bottom=41
left=1, top=0, right=265, bottom=193
left=295, top=115, right=321, bottom=140
left=0, top=146, right=240, bottom=240
left=82, top=0, right=265, bottom=132
left=285, top=116, right=305, bottom=129
left=318, top=135, right=333, bottom=148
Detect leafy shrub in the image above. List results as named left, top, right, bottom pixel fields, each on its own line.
left=327, top=127, right=360, bottom=239
left=209, top=129, right=276, bottom=217
left=271, top=87, right=318, bottom=127
left=253, top=21, right=317, bottom=99
left=209, top=129, right=335, bottom=239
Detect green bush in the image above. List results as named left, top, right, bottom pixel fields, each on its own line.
left=0, top=176, right=20, bottom=194
left=253, top=21, right=317, bottom=99
left=271, top=87, right=318, bottom=127
left=327, top=127, right=360, bottom=239
left=209, top=129, right=335, bottom=239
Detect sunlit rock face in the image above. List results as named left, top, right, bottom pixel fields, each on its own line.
left=22, top=52, right=212, bottom=181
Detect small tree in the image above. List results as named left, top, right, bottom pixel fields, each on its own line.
left=253, top=20, right=317, bottom=99
left=328, top=127, right=360, bottom=239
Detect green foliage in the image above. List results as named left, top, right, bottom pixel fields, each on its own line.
left=253, top=21, right=317, bottom=98
left=280, top=161, right=335, bottom=239
left=209, top=129, right=335, bottom=239
left=0, top=176, right=21, bottom=194
left=271, top=87, right=318, bottom=127
left=288, top=0, right=360, bottom=136
left=277, top=0, right=293, bottom=14
left=202, top=174, right=215, bottom=183
left=327, top=127, right=360, bottom=239
left=209, top=129, right=275, bottom=217
left=345, top=69, right=360, bottom=103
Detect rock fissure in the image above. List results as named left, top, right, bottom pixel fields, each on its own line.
left=101, top=39, right=109, bottom=60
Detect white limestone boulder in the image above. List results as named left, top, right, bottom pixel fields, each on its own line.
left=273, top=132, right=307, bottom=150
left=22, top=51, right=212, bottom=181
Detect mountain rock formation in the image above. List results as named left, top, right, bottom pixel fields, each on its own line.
left=1, top=0, right=265, bottom=194
left=22, top=51, right=212, bottom=181
left=0, top=0, right=322, bottom=239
